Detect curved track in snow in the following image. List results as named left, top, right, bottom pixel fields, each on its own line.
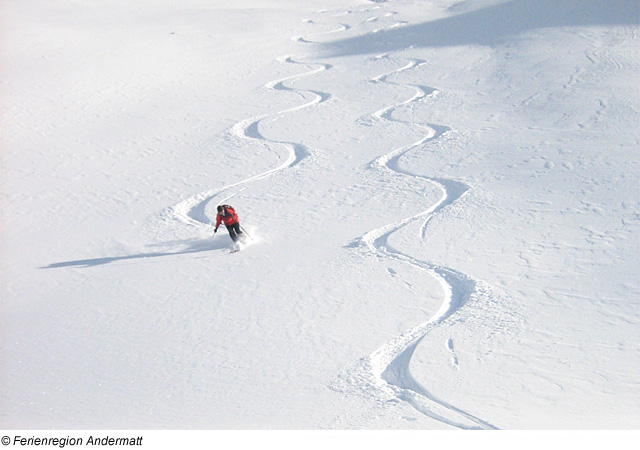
left=326, top=9, right=498, bottom=429
left=162, top=57, right=331, bottom=230
left=160, top=2, right=499, bottom=429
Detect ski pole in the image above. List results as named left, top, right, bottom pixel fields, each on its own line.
left=240, top=225, right=252, bottom=240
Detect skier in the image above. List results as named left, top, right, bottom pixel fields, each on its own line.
left=214, top=204, right=244, bottom=245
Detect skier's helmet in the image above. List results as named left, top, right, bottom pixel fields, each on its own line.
left=217, top=205, right=223, bottom=213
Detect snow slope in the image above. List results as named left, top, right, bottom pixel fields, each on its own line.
left=2, top=0, right=639, bottom=430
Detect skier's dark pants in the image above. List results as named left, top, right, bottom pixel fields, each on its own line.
left=227, top=223, right=243, bottom=242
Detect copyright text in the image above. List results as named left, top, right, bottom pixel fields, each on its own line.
left=3, top=435, right=143, bottom=447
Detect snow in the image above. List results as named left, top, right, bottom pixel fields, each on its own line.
left=1, top=0, right=639, bottom=432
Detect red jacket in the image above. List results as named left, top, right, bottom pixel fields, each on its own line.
left=215, top=205, right=239, bottom=228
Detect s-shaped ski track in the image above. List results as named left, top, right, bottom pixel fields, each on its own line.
left=341, top=44, right=499, bottom=432
left=161, top=57, right=332, bottom=232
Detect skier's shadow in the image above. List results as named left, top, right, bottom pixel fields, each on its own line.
left=41, top=238, right=228, bottom=269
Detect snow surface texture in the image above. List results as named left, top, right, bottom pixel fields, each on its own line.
left=2, top=0, right=639, bottom=429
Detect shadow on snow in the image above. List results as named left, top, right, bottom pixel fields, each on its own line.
left=320, top=0, right=639, bottom=57
left=41, top=238, right=227, bottom=269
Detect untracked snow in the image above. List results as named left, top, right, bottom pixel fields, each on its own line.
left=1, top=0, right=639, bottom=430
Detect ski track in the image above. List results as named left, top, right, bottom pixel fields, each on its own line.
left=329, top=7, right=499, bottom=430
left=161, top=57, right=332, bottom=230
left=161, top=2, right=498, bottom=430
left=295, top=20, right=351, bottom=43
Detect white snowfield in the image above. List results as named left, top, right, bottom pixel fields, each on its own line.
left=2, top=0, right=639, bottom=430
